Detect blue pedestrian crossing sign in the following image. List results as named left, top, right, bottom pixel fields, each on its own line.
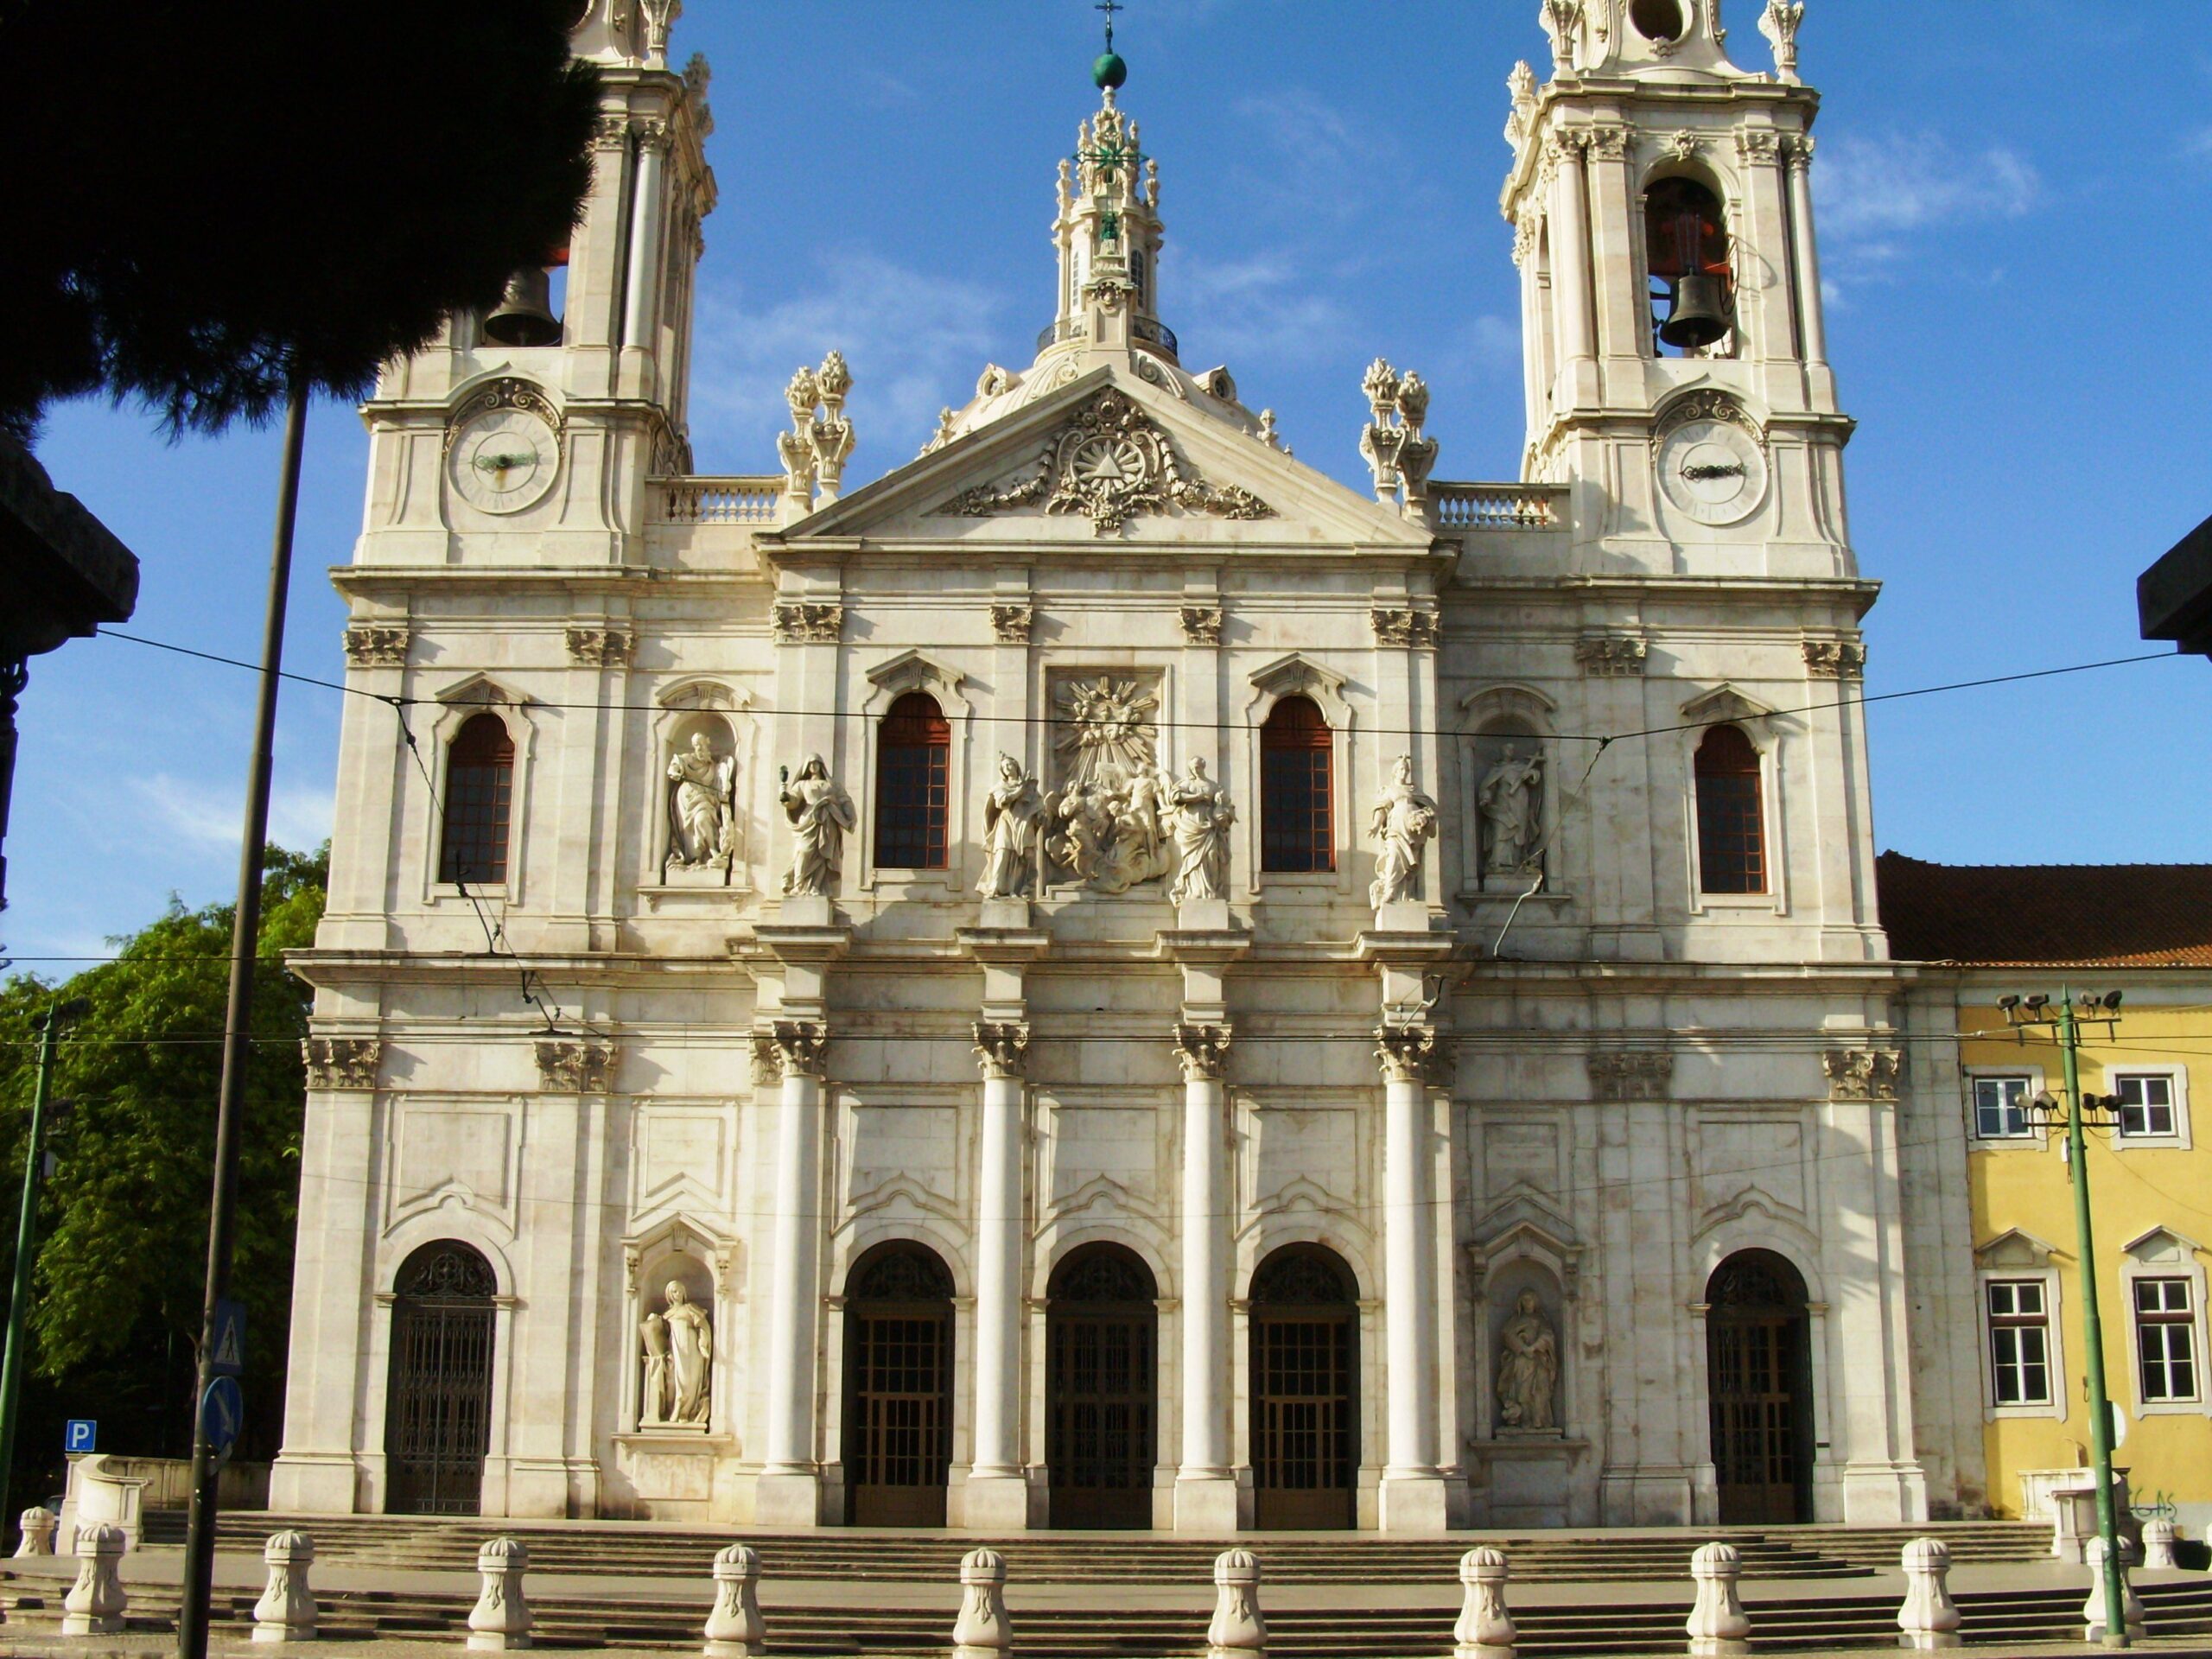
left=64, top=1420, right=96, bottom=1455
left=211, top=1299, right=246, bottom=1377
left=200, top=1376, right=244, bottom=1468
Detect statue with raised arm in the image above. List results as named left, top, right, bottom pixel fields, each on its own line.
left=663, top=1281, right=713, bottom=1427
left=664, top=730, right=735, bottom=872
left=978, top=755, right=1044, bottom=899
left=779, top=754, right=855, bottom=898
left=1165, top=758, right=1236, bottom=906
left=1368, top=753, right=1440, bottom=909
left=1478, top=742, right=1546, bottom=876
left=1496, top=1288, right=1560, bottom=1432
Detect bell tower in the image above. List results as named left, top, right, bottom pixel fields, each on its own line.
left=1501, top=0, right=1842, bottom=578
left=354, top=0, right=715, bottom=567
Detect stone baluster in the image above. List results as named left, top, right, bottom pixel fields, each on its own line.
left=1685, top=1541, right=1750, bottom=1656
left=1206, top=1549, right=1265, bottom=1659
left=466, top=1536, right=533, bottom=1651
left=60, top=1521, right=127, bottom=1637
left=14, top=1505, right=56, bottom=1556
left=951, top=1548, right=1011, bottom=1659
left=1895, top=1537, right=1959, bottom=1649
left=703, top=1543, right=765, bottom=1658
left=2143, top=1516, right=2179, bottom=1568
left=2083, top=1535, right=2145, bottom=1643
left=967, top=1022, right=1032, bottom=1529
left=252, top=1529, right=318, bottom=1643
left=1455, top=1546, right=1516, bottom=1659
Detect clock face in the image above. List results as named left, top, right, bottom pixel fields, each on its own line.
left=1656, top=418, right=1768, bottom=527
left=448, top=406, right=559, bottom=514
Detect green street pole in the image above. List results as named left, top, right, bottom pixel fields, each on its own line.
left=2060, top=987, right=2130, bottom=1648
left=0, top=997, right=82, bottom=1533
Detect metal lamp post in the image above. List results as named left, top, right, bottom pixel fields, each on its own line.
left=0, top=995, right=90, bottom=1525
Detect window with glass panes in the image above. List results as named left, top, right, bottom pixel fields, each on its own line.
left=1985, top=1281, right=2051, bottom=1406
left=1260, top=697, right=1333, bottom=873
left=874, top=693, right=950, bottom=868
left=1974, top=1076, right=2033, bottom=1140
left=1693, top=724, right=1765, bottom=894
left=2114, top=1073, right=2177, bottom=1139
left=2136, top=1278, right=2198, bottom=1402
left=438, top=713, right=514, bottom=886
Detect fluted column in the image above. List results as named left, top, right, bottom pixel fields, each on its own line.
left=757, top=1020, right=827, bottom=1525
left=966, top=1021, right=1032, bottom=1529
left=1376, top=1019, right=1451, bottom=1532
left=1173, top=1022, right=1238, bottom=1534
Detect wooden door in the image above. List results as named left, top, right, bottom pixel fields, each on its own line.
left=1249, top=1246, right=1357, bottom=1530
left=1707, top=1250, right=1812, bottom=1524
left=843, top=1245, right=955, bottom=1526
left=1047, top=1246, right=1158, bottom=1529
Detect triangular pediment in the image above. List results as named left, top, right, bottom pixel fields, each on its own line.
left=1976, top=1227, right=2063, bottom=1269
left=774, top=365, right=1432, bottom=550
left=2123, top=1226, right=2202, bottom=1264
left=1680, top=682, right=1781, bottom=726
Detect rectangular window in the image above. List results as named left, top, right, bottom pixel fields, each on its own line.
left=1261, top=747, right=1333, bottom=873
left=2136, top=1277, right=2198, bottom=1402
left=1986, top=1281, right=2052, bottom=1407
left=2115, top=1073, right=2177, bottom=1140
left=1973, top=1076, right=2033, bottom=1140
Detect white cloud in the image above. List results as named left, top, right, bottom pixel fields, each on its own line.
left=130, top=772, right=333, bottom=856
left=1227, top=88, right=1393, bottom=226
left=686, top=253, right=1013, bottom=472
left=1166, top=247, right=1354, bottom=366
left=1812, top=131, right=2039, bottom=241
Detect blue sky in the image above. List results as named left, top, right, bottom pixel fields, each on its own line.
left=8, top=2, right=2210, bottom=969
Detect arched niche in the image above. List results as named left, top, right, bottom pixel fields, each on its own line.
left=645, top=681, right=757, bottom=897
left=1459, top=683, right=1557, bottom=898
left=623, top=1217, right=730, bottom=1435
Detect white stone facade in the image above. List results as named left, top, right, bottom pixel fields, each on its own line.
left=274, top=2, right=1977, bottom=1531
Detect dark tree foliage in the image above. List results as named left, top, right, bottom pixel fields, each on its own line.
left=0, top=845, right=325, bottom=1513
left=0, top=2, right=600, bottom=440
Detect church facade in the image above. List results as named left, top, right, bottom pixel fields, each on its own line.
left=274, top=0, right=1984, bottom=1532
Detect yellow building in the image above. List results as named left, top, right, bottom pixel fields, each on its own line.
left=1885, top=854, right=2212, bottom=1530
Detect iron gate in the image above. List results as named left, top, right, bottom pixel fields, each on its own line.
left=385, top=1242, right=496, bottom=1516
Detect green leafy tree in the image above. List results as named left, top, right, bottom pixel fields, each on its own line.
left=0, top=1, right=600, bottom=440
left=0, top=845, right=324, bottom=1510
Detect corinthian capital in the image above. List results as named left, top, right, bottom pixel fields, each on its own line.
left=973, top=1021, right=1032, bottom=1081
left=1374, top=1020, right=1452, bottom=1086
left=754, top=1020, right=828, bottom=1080
left=1172, top=1022, right=1231, bottom=1083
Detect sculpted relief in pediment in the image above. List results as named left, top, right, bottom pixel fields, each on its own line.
left=938, top=390, right=1273, bottom=536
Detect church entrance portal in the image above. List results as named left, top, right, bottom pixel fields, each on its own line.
left=1046, top=1244, right=1158, bottom=1529
left=842, top=1243, right=956, bottom=1526
left=1249, top=1245, right=1358, bottom=1529
left=1706, top=1249, right=1815, bottom=1524
left=385, top=1242, right=497, bottom=1516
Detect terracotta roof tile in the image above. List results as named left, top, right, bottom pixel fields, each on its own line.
left=1877, top=852, right=2212, bottom=967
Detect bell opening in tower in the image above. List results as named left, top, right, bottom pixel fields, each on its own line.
left=1645, top=176, right=1732, bottom=356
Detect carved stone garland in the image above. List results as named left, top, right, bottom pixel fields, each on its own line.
left=939, top=391, right=1273, bottom=536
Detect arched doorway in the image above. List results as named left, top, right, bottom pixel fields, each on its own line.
left=842, top=1243, right=956, bottom=1526
left=1706, top=1249, right=1815, bottom=1524
left=1249, top=1244, right=1358, bottom=1529
left=385, top=1241, right=497, bottom=1515
left=1046, top=1243, right=1158, bottom=1529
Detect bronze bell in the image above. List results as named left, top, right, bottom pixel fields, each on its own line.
left=482, top=266, right=562, bottom=348
left=1657, top=271, right=1731, bottom=351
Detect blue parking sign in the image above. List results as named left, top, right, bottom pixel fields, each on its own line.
left=64, top=1420, right=96, bottom=1454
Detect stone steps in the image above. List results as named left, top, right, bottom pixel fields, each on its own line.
left=40, top=1578, right=2212, bottom=1657
left=140, top=1512, right=2050, bottom=1585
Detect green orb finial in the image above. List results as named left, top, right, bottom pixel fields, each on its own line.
left=1092, top=50, right=1127, bottom=90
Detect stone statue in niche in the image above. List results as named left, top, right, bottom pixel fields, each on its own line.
left=779, top=754, right=855, bottom=899
left=977, top=754, right=1044, bottom=899
left=1496, top=1288, right=1560, bottom=1433
left=1368, top=753, right=1440, bottom=909
left=1478, top=741, right=1547, bottom=879
left=664, top=728, right=736, bottom=879
left=1164, top=758, right=1236, bottom=906
left=1043, top=677, right=1175, bottom=893
left=639, top=1280, right=713, bottom=1430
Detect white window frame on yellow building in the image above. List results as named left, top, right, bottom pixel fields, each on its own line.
left=2109, top=1065, right=2191, bottom=1151
left=1967, top=1065, right=2046, bottom=1147
left=2120, top=1227, right=2210, bottom=1418
left=1974, top=1229, right=2068, bottom=1424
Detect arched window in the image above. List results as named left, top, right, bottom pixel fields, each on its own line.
left=1694, top=724, right=1765, bottom=894
left=1261, top=696, right=1333, bottom=873
left=439, top=713, right=514, bottom=886
left=1645, top=175, right=1732, bottom=354
left=874, top=692, right=950, bottom=869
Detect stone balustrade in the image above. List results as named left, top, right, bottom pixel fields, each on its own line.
left=1431, top=481, right=1565, bottom=530
left=654, top=477, right=784, bottom=525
